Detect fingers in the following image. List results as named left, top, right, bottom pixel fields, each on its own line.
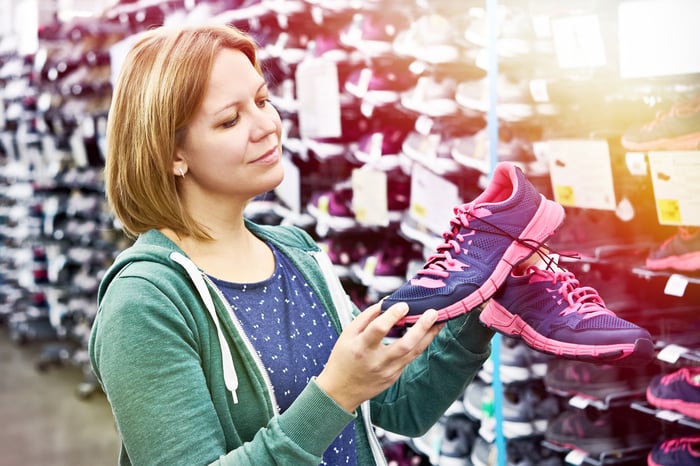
left=357, top=301, right=409, bottom=344
left=354, top=302, right=442, bottom=364
left=392, top=309, right=440, bottom=358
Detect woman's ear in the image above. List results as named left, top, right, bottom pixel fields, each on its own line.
left=173, top=150, right=187, bottom=178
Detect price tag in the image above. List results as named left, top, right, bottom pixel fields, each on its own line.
left=351, top=168, right=389, bottom=227
left=550, top=14, right=607, bottom=69
left=656, top=409, right=684, bottom=422
left=569, top=395, right=592, bottom=409
left=564, top=449, right=586, bottom=465
left=529, top=79, right=550, bottom=103
left=619, top=0, right=700, bottom=78
left=409, top=163, right=460, bottom=235
left=656, top=343, right=687, bottom=364
left=414, top=114, right=434, bottom=136
left=547, top=139, right=616, bottom=210
left=69, top=132, right=88, bottom=167
left=625, top=152, right=647, bottom=176
left=295, top=59, right=341, bottom=139
left=647, top=151, right=700, bottom=226
left=664, top=274, right=688, bottom=297
left=274, top=155, right=301, bottom=213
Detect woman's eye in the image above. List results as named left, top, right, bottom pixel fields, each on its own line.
left=257, top=98, right=271, bottom=108
left=221, top=115, right=239, bottom=128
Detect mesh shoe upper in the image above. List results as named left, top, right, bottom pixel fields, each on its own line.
left=480, top=264, right=655, bottom=365
left=648, top=437, right=700, bottom=466
left=382, top=162, right=564, bottom=325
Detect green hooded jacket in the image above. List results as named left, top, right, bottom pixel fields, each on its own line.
left=89, top=221, right=493, bottom=465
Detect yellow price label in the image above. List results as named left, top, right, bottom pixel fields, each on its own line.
left=411, top=202, right=427, bottom=220
left=554, top=185, right=576, bottom=207
left=656, top=198, right=681, bottom=225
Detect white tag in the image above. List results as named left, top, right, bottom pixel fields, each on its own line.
left=564, top=449, right=586, bottom=465
left=656, top=343, right=686, bottom=364
left=409, top=163, right=460, bottom=235
left=360, top=100, right=375, bottom=118
left=529, top=79, right=550, bottom=102
left=274, top=155, right=301, bottom=213
left=625, top=152, right=647, bottom=176
left=656, top=409, right=684, bottom=422
left=550, top=14, right=607, bottom=69
left=547, top=139, right=616, bottom=210
left=351, top=168, right=389, bottom=227
left=69, top=132, right=88, bottom=167
left=647, top=151, right=700, bottom=226
left=531, top=15, right=552, bottom=38
left=355, top=68, right=373, bottom=97
left=414, top=114, right=434, bottom=136
left=568, top=395, right=591, bottom=409
left=367, top=133, right=384, bottom=161
left=664, top=273, right=688, bottom=297
left=295, top=59, right=341, bottom=139
left=619, top=0, right=700, bottom=78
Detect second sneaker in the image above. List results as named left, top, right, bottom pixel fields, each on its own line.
left=479, top=263, right=655, bottom=365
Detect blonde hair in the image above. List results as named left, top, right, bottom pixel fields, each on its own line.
left=105, top=24, right=261, bottom=240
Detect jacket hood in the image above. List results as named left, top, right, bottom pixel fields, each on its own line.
left=98, top=220, right=322, bottom=305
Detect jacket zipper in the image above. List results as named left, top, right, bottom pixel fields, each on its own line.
left=203, top=274, right=280, bottom=415
left=311, top=251, right=387, bottom=466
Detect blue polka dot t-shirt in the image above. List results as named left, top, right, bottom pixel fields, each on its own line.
left=208, top=244, right=357, bottom=466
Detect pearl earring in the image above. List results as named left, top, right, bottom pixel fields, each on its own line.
left=178, top=168, right=186, bottom=178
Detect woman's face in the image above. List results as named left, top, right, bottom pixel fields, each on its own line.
left=176, top=48, right=283, bottom=204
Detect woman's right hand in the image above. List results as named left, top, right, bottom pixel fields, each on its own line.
left=315, top=302, right=442, bottom=412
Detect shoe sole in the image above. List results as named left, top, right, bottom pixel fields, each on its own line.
left=398, top=195, right=566, bottom=326
left=480, top=299, right=656, bottom=365
left=646, top=250, right=700, bottom=272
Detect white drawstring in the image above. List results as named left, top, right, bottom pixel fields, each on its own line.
left=171, top=252, right=239, bottom=404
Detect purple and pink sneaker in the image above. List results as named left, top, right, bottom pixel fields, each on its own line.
left=646, top=367, right=700, bottom=419
left=480, top=264, right=655, bottom=365
left=381, top=161, right=565, bottom=326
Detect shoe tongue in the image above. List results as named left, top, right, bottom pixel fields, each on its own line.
left=531, top=253, right=564, bottom=272
left=523, top=254, right=565, bottom=283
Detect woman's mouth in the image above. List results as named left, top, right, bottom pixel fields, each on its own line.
left=251, top=146, right=280, bottom=165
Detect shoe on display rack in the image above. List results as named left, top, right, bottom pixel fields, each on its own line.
left=480, top=335, right=551, bottom=384
left=621, top=96, right=700, bottom=151
left=647, top=436, right=700, bottom=466
left=381, top=161, right=566, bottom=326
left=543, top=358, right=657, bottom=400
left=545, top=408, right=660, bottom=457
left=645, top=226, right=700, bottom=273
left=480, top=261, right=656, bottom=366
left=646, top=366, right=700, bottom=420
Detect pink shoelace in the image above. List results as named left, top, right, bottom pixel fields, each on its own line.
left=415, top=203, right=548, bottom=280
left=415, top=205, right=479, bottom=279
left=660, top=437, right=700, bottom=456
left=659, top=367, right=700, bottom=387
left=642, top=97, right=700, bottom=132
left=528, top=266, right=614, bottom=319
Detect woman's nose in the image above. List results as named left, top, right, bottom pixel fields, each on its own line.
left=251, top=104, right=280, bottom=140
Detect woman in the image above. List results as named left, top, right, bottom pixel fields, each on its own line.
left=89, top=24, right=494, bottom=465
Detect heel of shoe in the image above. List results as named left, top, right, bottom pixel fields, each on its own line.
left=520, top=196, right=566, bottom=244
left=480, top=300, right=523, bottom=335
